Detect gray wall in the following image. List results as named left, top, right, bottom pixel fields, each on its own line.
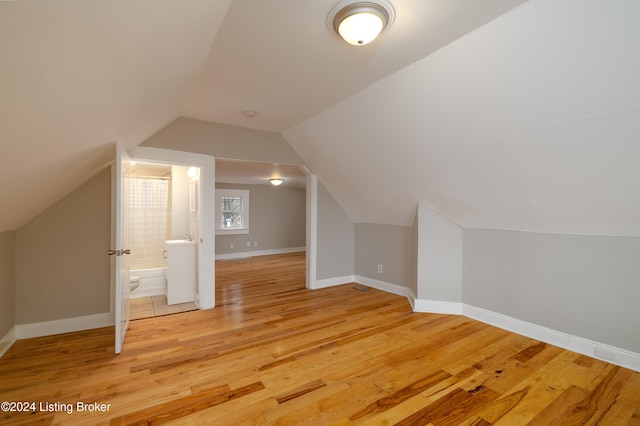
left=142, top=117, right=304, bottom=165
left=463, top=229, right=640, bottom=354
left=15, top=168, right=111, bottom=324
left=144, top=117, right=357, bottom=283
left=215, top=183, right=306, bottom=255
left=317, top=181, right=354, bottom=280
left=0, top=231, right=15, bottom=338
left=355, top=223, right=413, bottom=287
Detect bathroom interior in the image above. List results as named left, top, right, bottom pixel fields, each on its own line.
left=128, top=162, right=201, bottom=319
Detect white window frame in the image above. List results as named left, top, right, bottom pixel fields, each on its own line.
left=216, top=189, right=250, bottom=235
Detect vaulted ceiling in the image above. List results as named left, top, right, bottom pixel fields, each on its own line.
left=2, top=0, right=639, bottom=237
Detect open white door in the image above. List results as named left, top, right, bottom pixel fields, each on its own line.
left=111, top=144, right=131, bottom=354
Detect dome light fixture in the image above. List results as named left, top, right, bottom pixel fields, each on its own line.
left=270, top=178, right=284, bottom=186
left=327, top=0, right=395, bottom=46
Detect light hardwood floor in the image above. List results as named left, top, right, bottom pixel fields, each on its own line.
left=1, top=252, right=639, bottom=425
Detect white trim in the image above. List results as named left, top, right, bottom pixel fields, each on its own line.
left=0, top=327, right=16, bottom=358
left=464, top=305, right=569, bottom=348
left=411, top=296, right=463, bottom=315
left=354, top=275, right=410, bottom=297
left=463, top=304, right=640, bottom=372
left=216, top=188, right=250, bottom=234
left=407, top=298, right=640, bottom=372
left=305, top=171, right=318, bottom=289
left=215, top=228, right=250, bottom=235
left=309, top=274, right=411, bottom=297
left=14, top=313, right=114, bottom=340
left=311, top=275, right=355, bottom=290
left=5, top=288, right=639, bottom=372
left=215, top=247, right=306, bottom=261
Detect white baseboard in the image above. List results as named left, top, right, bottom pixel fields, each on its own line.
left=353, top=275, right=410, bottom=298
left=309, top=274, right=410, bottom=298
left=411, top=295, right=463, bottom=315
left=5, top=281, right=639, bottom=372
left=0, top=327, right=16, bottom=358
left=311, top=275, right=355, bottom=290
left=215, top=247, right=305, bottom=261
left=463, top=305, right=640, bottom=373
left=409, top=298, right=640, bottom=372
left=14, top=312, right=114, bottom=340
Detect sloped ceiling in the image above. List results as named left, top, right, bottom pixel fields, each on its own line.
left=3, top=0, right=638, bottom=238
left=284, top=0, right=640, bottom=236
left=0, top=0, right=232, bottom=232
left=182, top=0, right=529, bottom=132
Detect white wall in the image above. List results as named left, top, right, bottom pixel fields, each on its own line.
left=171, top=165, right=191, bottom=240
left=413, top=204, right=463, bottom=313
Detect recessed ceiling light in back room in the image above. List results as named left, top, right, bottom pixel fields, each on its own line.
left=327, top=0, right=396, bottom=46
left=243, top=110, right=258, bottom=118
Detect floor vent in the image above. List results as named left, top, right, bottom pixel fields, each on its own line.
left=353, top=285, right=370, bottom=292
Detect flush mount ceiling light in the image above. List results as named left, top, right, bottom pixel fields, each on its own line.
left=269, top=178, right=284, bottom=186
left=327, top=0, right=395, bottom=46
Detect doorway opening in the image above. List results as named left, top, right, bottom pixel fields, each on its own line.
left=214, top=158, right=315, bottom=300
left=119, top=146, right=215, bottom=325
left=127, top=161, right=200, bottom=320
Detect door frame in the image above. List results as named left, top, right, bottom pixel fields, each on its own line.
left=302, top=166, right=317, bottom=289
left=127, top=146, right=216, bottom=309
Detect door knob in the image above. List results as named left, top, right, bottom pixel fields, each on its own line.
left=108, top=249, right=118, bottom=256
left=122, top=249, right=131, bottom=255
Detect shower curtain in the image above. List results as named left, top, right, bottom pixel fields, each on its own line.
left=130, top=177, right=169, bottom=270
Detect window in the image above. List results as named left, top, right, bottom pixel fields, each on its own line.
left=216, top=189, right=249, bottom=235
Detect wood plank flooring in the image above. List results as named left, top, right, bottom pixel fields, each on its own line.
left=1, top=251, right=639, bottom=425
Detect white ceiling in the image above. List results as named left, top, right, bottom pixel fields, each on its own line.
left=216, top=159, right=307, bottom=189
left=182, top=0, right=529, bottom=132
left=2, top=0, right=639, bottom=238
left=285, top=0, right=640, bottom=236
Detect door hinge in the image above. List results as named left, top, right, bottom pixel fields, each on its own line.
left=108, top=249, right=131, bottom=256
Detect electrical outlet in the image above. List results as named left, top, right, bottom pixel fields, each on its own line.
left=254, top=241, right=258, bottom=247
left=377, top=264, right=383, bottom=274
left=230, top=243, right=234, bottom=249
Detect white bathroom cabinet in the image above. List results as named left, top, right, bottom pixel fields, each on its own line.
left=165, top=240, right=196, bottom=305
